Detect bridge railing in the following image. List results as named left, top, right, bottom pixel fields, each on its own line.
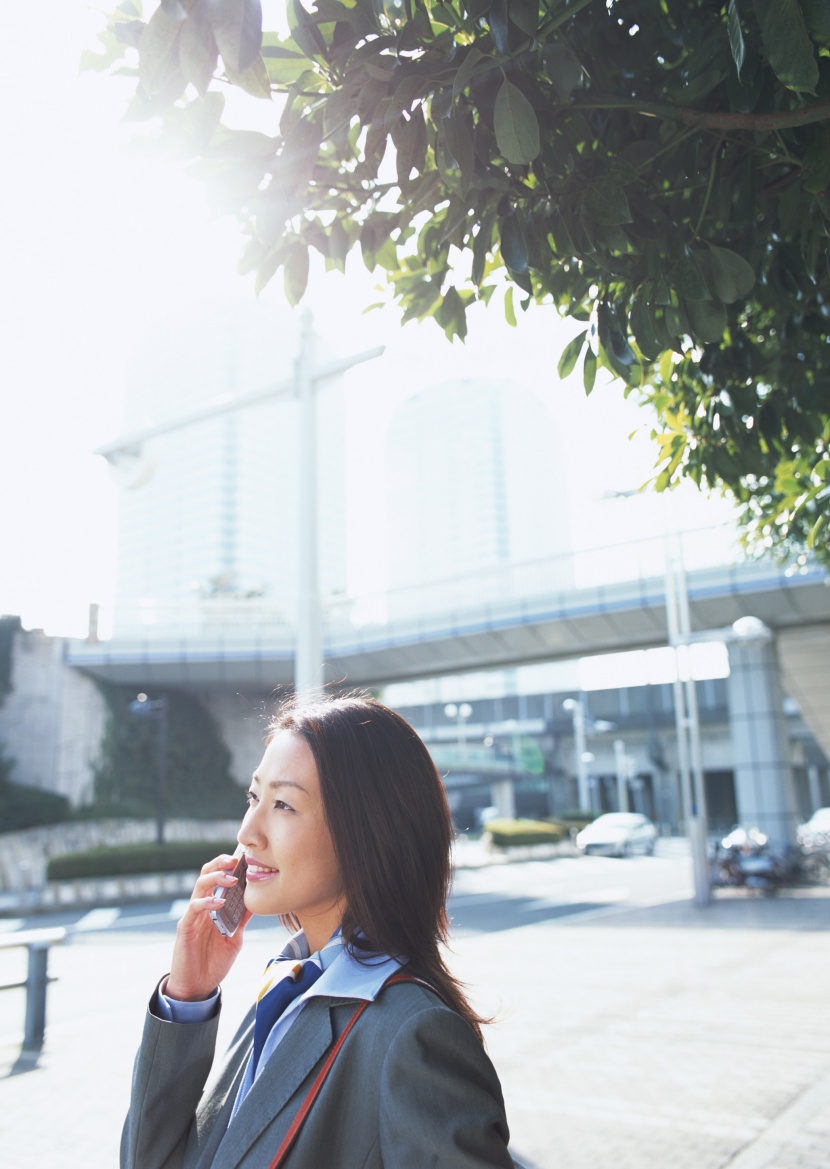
left=84, top=526, right=822, bottom=651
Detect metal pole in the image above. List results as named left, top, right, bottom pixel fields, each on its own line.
left=156, top=698, right=168, bottom=846
left=666, top=539, right=711, bottom=906
left=294, top=310, right=322, bottom=702
left=808, top=763, right=822, bottom=814
left=23, top=944, right=49, bottom=1050
left=614, top=738, right=629, bottom=813
left=571, top=701, right=589, bottom=811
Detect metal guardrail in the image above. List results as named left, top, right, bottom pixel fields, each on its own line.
left=0, top=927, right=66, bottom=1049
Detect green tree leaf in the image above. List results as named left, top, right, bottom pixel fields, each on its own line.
left=558, top=330, right=587, bottom=379
left=706, top=244, right=756, bottom=302
left=283, top=241, right=309, bottom=305
left=583, top=347, right=597, bottom=395
left=504, top=284, right=516, bottom=327
left=585, top=178, right=633, bottom=226
left=803, top=127, right=830, bottom=194
left=494, top=79, right=540, bottom=165
left=685, top=297, right=728, bottom=343
left=139, top=5, right=182, bottom=94
left=801, top=0, right=830, bottom=35
left=205, top=0, right=263, bottom=73
left=754, top=0, right=818, bottom=92
left=727, top=0, right=747, bottom=81
left=499, top=212, right=529, bottom=273
left=179, top=3, right=218, bottom=96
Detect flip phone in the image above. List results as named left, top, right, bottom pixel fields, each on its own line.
left=209, top=846, right=248, bottom=937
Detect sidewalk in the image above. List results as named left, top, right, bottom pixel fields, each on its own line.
left=1, top=881, right=828, bottom=1169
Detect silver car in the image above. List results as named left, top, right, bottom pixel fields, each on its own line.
left=576, top=812, right=658, bottom=857
left=797, top=807, right=830, bottom=852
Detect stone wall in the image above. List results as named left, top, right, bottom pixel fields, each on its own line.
left=0, top=628, right=107, bottom=804
left=0, top=817, right=240, bottom=893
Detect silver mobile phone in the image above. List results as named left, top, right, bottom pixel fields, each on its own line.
left=209, top=846, right=248, bottom=937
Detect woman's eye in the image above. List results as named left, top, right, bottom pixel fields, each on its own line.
left=245, top=790, right=258, bottom=806
left=274, top=800, right=292, bottom=812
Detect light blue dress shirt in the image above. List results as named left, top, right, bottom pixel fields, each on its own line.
left=156, top=929, right=403, bottom=1122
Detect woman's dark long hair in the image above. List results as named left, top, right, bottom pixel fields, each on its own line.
left=270, top=694, right=486, bottom=1041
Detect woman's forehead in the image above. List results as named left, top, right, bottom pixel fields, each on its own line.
left=256, top=731, right=319, bottom=791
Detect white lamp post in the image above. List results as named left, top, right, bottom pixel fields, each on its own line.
left=444, top=702, right=473, bottom=763
left=97, top=311, right=384, bottom=705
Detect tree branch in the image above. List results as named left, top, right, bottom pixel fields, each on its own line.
left=577, top=94, right=830, bottom=132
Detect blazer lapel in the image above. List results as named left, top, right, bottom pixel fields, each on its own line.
left=210, top=998, right=339, bottom=1169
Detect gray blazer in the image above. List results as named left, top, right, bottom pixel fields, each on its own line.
left=121, top=979, right=514, bottom=1169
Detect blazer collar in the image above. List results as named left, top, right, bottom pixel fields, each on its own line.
left=206, top=998, right=338, bottom=1169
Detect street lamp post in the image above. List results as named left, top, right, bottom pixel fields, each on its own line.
left=664, top=537, right=711, bottom=907
left=98, top=312, right=384, bottom=705
left=128, top=693, right=169, bottom=845
left=563, top=698, right=615, bottom=812
left=563, top=698, right=589, bottom=810
left=444, top=702, right=473, bottom=763
left=614, top=738, right=631, bottom=813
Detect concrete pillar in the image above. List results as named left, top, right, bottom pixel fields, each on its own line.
left=490, top=778, right=516, bottom=820
left=727, top=636, right=797, bottom=844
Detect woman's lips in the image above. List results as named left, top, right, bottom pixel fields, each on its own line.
left=245, top=859, right=279, bottom=882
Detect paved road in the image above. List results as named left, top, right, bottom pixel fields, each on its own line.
left=1, top=855, right=829, bottom=1169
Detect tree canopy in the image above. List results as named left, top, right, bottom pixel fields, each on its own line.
left=86, top=0, right=830, bottom=565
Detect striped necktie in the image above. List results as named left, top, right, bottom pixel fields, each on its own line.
left=251, top=960, right=323, bottom=1074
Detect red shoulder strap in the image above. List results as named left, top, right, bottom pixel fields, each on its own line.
left=266, top=972, right=436, bottom=1169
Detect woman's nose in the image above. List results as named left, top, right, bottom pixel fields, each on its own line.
left=237, top=807, right=262, bottom=848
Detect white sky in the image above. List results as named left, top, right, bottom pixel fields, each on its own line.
left=0, top=3, right=738, bottom=649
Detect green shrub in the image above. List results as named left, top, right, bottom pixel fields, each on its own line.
left=556, top=809, right=595, bottom=831
left=0, top=775, right=72, bottom=832
left=485, top=819, right=567, bottom=848
left=47, top=840, right=238, bottom=881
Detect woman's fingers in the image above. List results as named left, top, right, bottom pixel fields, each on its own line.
left=189, top=854, right=242, bottom=899
left=199, top=852, right=242, bottom=877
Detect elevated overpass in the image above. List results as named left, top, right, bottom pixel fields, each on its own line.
left=67, top=530, right=830, bottom=753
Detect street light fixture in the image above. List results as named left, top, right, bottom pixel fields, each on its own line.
left=563, top=698, right=615, bottom=812
left=444, top=702, right=473, bottom=764
left=128, top=693, right=169, bottom=845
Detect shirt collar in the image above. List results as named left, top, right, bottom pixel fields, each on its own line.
left=269, top=927, right=404, bottom=1005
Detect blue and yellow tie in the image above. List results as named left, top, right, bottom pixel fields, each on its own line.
left=251, top=960, right=323, bottom=1074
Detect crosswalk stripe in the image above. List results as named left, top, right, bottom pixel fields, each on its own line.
left=73, top=907, right=120, bottom=932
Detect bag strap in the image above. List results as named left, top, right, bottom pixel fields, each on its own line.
left=266, top=971, right=439, bottom=1169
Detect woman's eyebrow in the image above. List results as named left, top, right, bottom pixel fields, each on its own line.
left=266, top=779, right=309, bottom=794
left=249, top=773, right=309, bottom=795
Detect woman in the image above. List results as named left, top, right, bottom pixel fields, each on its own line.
left=121, top=695, right=514, bottom=1168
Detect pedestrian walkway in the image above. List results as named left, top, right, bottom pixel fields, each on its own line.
left=0, top=883, right=827, bottom=1169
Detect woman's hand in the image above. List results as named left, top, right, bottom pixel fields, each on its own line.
left=165, top=853, right=252, bottom=1002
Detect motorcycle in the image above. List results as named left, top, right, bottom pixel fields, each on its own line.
left=711, top=826, right=799, bottom=893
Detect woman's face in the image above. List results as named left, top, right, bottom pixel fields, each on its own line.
left=238, top=730, right=345, bottom=954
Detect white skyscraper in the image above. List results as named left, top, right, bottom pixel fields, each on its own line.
left=385, top=378, right=572, bottom=618
left=110, top=300, right=346, bottom=633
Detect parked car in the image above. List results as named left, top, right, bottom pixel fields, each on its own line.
left=797, top=807, right=830, bottom=852
left=576, top=812, right=658, bottom=857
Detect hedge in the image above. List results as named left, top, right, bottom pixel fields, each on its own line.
left=0, top=777, right=72, bottom=832
left=47, top=840, right=238, bottom=881
left=485, top=819, right=567, bottom=848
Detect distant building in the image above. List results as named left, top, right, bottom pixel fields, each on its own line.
left=109, top=300, right=346, bottom=635
left=385, top=378, right=572, bottom=621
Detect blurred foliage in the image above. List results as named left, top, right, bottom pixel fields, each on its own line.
left=0, top=771, right=72, bottom=832
left=46, top=839, right=238, bottom=880
left=485, top=817, right=567, bottom=846
left=86, top=1, right=830, bottom=564
left=90, top=683, right=244, bottom=819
